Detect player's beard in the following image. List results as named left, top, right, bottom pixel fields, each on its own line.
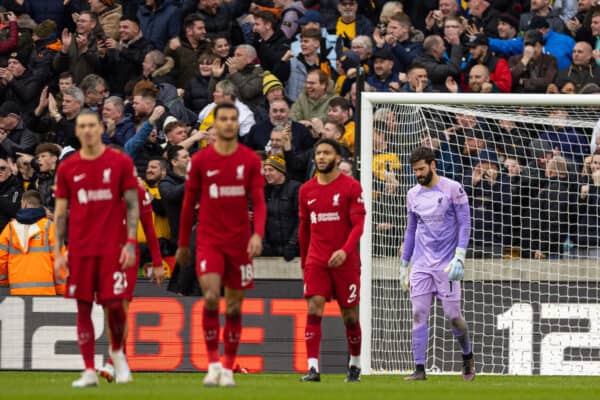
left=316, top=159, right=336, bottom=174
left=417, top=168, right=433, bottom=186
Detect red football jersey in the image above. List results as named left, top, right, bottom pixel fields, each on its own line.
left=299, top=173, right=366, bottom=268
left=178, top=144, right=266, bottom=247
left=55, top=148, right=138, bottom=257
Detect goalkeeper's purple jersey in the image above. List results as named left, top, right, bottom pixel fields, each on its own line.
left=401, top=176, right=471, bottom=272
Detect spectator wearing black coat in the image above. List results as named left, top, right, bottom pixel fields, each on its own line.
left=262, top=154, right=300, bottom=261
left=575, top=152, right=600, bottom=257
left=29, top=142, right=59, bottom=212
left=33, top=86, right=83, bottom=149
left=102, top=96, right=135, bottom=147
left=0, top=101, right=37, bottom=158
left=29, top=19, right=61, bottom=84
left=184, top=52, right=214, bottom=113
left=184, top=0, right=250, bottom=46
left=251, top=11, right=290, bottom=83
left=244, top=98, right=313, bottom=154
left=0, top=156, right=22, bottom=231
left=0, top=51, right=43, bottom=113
left=101, top=15, right=154, bottom=96
left=413, top=34, right=462, bottom=92
left=158, top=145, right=189, bottom=248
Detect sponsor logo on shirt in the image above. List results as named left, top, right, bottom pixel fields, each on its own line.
left=208, top=184, right=246, bottom=199
left=77, top=188, right=113, bottom=204
left=310, top=211, right=341, bottom=224
left=332, top=193, right=340, bottom=206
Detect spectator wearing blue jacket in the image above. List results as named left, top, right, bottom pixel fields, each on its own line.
left=540, top=108, right=589, bottom=166
left=372, top=13, right=422, bottom=73
left=366, top=47, right=400, bottom=92
left=137, top=0, right=182, bottom=51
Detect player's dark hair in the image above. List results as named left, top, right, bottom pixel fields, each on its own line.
left=213, top=103, right=239, bottom=119
left=167, top=145, right=184, bottom=164
left=315, top=138, right=343, bottom=156
left=22, top=190, right=42, bottom=207
left=410, top=146, right=436, bottom=165
left=76, top=109, right=101, bottom=124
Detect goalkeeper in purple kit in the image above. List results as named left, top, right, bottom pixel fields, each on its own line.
left=400, top=147, right=474, bottom=381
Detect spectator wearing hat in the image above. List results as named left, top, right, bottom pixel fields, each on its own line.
left=290, top=10, right=338, bottom=68
left=282, top=28, right=333, bottom=102
left=372, top=13, right=422, bottom=74
left=244, top=98, right=313, bottom=154
left=367, top=47, right=400, bottom=92
left=290, top=70, right=338, bottom=136
left=334, top=50, right=360, bottom=96
left=29, top=143, right=60, bottom=212
left=29, top=20, right=61, bottom=83
left=137, top=0, right=182, bottom=51
left=53, top=11, right=103, bottom=84
left=509, top=30, right=558, bottom=93
left=184, top=51, right=216, bottom=113
left=166, top=14, right=209, bottom=89
left=520, top=0, right=566, bottom=34
left=529, top=16, right=575, bottom=70
left=100, top=15, right=154, bottom=97
left=466, top=0, right=501, bottom=38
left=0, top=101, right=37, bottom=158
left=0, top=156, right=22, bottom=231
left=555, top=41, right=600, bottom=91
left=414, top=34, right=462, bottom=92
left=273, top=0, right=306, bottom=40
left=335, top=0, right=374, bottom=51
left=0, top=50, right=43, bottom=113
left=89, top=0, right=123, bottom=41
left=488, top=13, right=526, bottom=57
left=462, top=33, right=512, bottom=93
left=252, top=11, right=290, bottom=83
left=463, top=148, right=512, bottom=259
left=262, top=70, right=286, bottom=104
left=262, top=154, right=300, bottom=261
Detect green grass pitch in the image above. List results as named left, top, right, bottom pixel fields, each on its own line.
left=2, top=372, right=600, bottom=400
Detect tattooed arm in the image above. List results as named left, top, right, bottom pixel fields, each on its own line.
left=53, top=198, right=69, bottom=276
left=119, top=188, right=140, bottom=269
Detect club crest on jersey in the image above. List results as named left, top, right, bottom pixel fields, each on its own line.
left=103, top=168, right=112, bottom=184
left=310, top=211, right=317, bottom=224
left=236, top=164, right=245, bottom=180
left=333, top=193, right=340, bottom=206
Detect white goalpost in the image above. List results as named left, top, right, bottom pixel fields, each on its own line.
left=359, top=93, right=600, bottom=376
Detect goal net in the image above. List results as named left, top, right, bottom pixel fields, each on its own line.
left=358, top=93, right=600, bottom=375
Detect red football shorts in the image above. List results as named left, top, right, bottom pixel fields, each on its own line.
left=66, top=253, right=137, bottom=304
left=303, top=264, right=360, bottom=307
left=195, top=243, right=254, bottom=290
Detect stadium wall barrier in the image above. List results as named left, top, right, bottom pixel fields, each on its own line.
left=1, top=258, right=599, bottom=374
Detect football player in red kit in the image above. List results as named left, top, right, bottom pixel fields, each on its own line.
left=54, top=110, right=139, bottom=387
left=176, top=103, right=266, bottom=387
left=298, top=138, right=366, bottom=383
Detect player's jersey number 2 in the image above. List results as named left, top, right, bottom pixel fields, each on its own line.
left=113, top=271, right=128, bottom=295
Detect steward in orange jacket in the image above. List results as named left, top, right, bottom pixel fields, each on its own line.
left=0, top=191, right=65, bottom=295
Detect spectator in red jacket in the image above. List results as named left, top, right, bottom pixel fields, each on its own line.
left=462, top=33, right=512, bottom=93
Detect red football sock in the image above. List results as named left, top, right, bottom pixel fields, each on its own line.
left=345, top=320, right=362, bottom=356
left=223, top=314, right=242, bottom=370
left=203, top=307, right=220, bottom=363
left=305, top=314, right=322, bottom=359
left=76, top=301, right=95, bottom=370
left=106, top=301, right=127, bottom=351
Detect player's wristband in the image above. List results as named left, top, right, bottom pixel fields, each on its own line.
left=126, top=238, right=138, bottom=246
left=400, top=259, right=409, bottom=269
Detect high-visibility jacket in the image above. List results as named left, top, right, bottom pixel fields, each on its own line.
left=0, top=217, right=66, bottom=295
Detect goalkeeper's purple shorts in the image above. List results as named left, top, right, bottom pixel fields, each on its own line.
left=409, top=269, right=461, bottom=301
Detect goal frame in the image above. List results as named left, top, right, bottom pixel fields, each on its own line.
left=358, top=92, right=600, bottom=375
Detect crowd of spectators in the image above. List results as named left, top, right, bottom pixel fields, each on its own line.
left=1, top=0, right=600, bottom=295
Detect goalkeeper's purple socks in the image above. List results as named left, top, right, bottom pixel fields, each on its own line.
left=452, top=326, right=472, bottom=356
left=203, top=307, right=220, bottom=363
left=412, top=324, right=428, bottom=365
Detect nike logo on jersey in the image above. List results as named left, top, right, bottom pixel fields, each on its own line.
left=73, top=174, right=86, bottom=182
left=207, top=170, right=219, bottom=177
left=307, top=199, right=316, bottom=205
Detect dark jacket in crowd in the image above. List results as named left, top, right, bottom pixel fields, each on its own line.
left=158, top=170, right=185, bottom=246
left=30, top=171, right=55, bottom=211
left=137, top=0, right=182, bottom=51
left=0, top=174, right=22, bottom=231
left=252, top=29, right=290, bottom=82
left=103, top=34, right=154, bottom=96
left=509, top=53, right=558, bottom=93
left=165, top=37, right=209, bottom=89
left=0, top=69, right=42, bottom=113
left=0, top=121, right=38, bottom=158
left=29, top=36, right=62, bottom=83
left=102, top=117, right=136, bottom=147
left=183, top=74, right=212, bottom=113
left=32, top=114, right=78, bottom=149
left=244, top=120, right=314, bottom=154
left=555, top=62, right=600, bottom=92
left=414, top=44, right=463, bottom=92
left=53, top=34, right=102, bottom=84
left=577, top=182, right=600, bottom=248
left=184, top=0, right=250, bottom=45
left=263, top=179, right=301, bottom=260
left=21, top=0, right=81, bottom=31
left=468, top=4, right=500, bottom=38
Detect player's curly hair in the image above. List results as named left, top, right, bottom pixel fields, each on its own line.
left=410, top=146, right=435, bottom=165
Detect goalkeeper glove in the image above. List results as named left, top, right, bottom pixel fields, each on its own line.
left=444, top=248, right=466, bottom=281
left=400, top=259, right=410, bottom=292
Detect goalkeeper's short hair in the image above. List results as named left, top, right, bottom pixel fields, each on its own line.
left=410, top=146, right=435, bottom=165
